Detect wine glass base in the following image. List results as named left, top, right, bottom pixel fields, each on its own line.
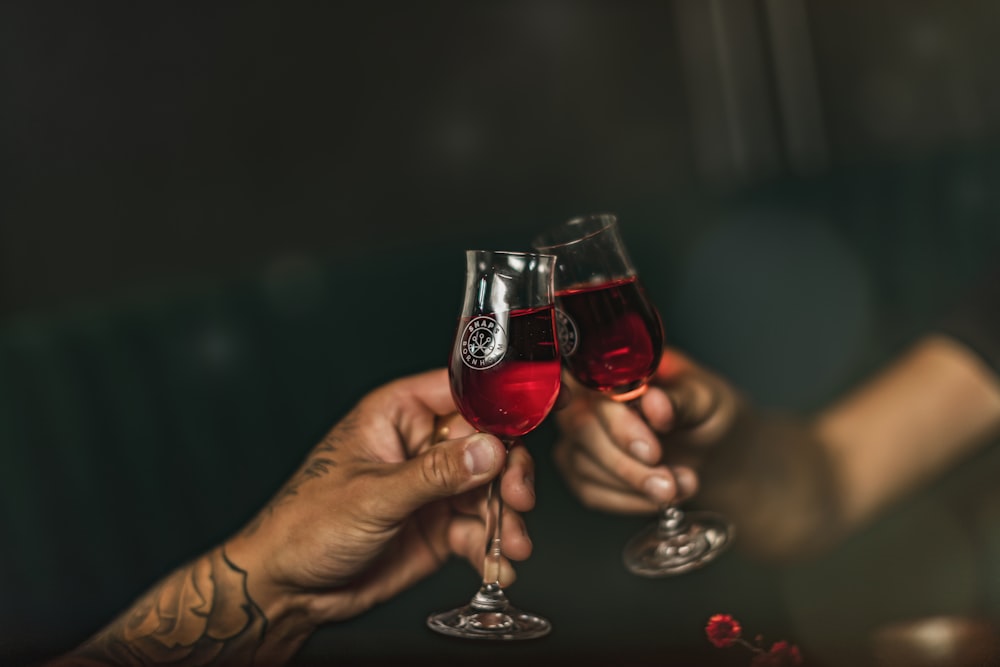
left=427, top=603, right=551, bottom=640
left=623, top=510, right=733, bottom=577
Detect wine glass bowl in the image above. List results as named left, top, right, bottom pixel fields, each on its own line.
left=426, top=249, right=560, bottom=640
left=553, top=275, right=664, bottom=402
left=536, top=213, right=663, bottom=403
left=534, top=213, right=734, bottom=577
left=450, top=308, right=562, bottom=438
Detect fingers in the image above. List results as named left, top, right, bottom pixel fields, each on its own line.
left=391, top=368, right=456, bottom=417
left=439, top=443, right=534, bottom=579
left=590, top=396, right=663, bottom=465
left=374, top=433, right=506, bottom=521
left=414, top=411, right=476, bottom=456
left=448, top=516, right=519, bottom=587
left=446, top=501, right=532, bottom=588
left=443, top=447, right=534, bottom=559
left=426, top=422, right=535, bottom=513
left=553, top=438, right=700, bottom=512
left=445, top=504, right=531, bottom=558
left=642, top=349, right=742, bottom=446
left=500, top=443, right=536, bottom=513
left=434, top=411, right=477, bottom=441
left=496, top=505, right=532, bottom=561
left=640, top=351, right=718, bottom=432
left=555, top=407, right=681, bottom=505
left=553, top=439, right=660, bottom=514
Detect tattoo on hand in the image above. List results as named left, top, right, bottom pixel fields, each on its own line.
left=242, top=411, right=356, bottom=537
left=61, top=547, right=266, bottom=666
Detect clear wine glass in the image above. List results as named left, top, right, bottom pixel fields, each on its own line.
left=533, top=213, right=734, bottom=577
left=426, top=249, right=561, bottom=639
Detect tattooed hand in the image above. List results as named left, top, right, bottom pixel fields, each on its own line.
left=228, top=367, right=535, bottom=623
left=50, top=369, right=535, bottom=666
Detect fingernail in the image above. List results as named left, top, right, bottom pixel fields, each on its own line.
left=464, top=437, right=496, bottom=475
left=629, top=440, right=653, bottom=463
left=643, top=475, right=674, bottom=502
left=524, top=472, right=535, bottom=498
left=499, top=562, right=518, bottom=587
left=675, top=468, right=698, bottom=498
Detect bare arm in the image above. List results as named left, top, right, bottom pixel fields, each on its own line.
left=46, top=547, right=309, bottom=667
left=45, top=369, right=537, bottom=666
left=554, top=337, right=1000, bottom=562
left=695, top=335, right=1000, bottom=559
left=817, top=335, right=1000, bottom=529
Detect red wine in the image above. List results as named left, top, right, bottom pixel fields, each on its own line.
left=556, top=276, right=663, bottom=398
left=450, top=305, right=561, bottom=438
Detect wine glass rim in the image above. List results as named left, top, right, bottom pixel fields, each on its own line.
left=466, top=249, right=557, bottom=260
left=532, top=212, right=619, bottom=250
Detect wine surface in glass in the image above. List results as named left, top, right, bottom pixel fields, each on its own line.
left=557, top=276, right=664, bottom=397
left=450, top=305, right=561, bottom=438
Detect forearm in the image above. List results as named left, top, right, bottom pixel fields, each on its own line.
left=696, top=335, right=1000, bottom=562
left=816, top=335, right=1000, bottom=529
left=48, top=546, right=314, bottom=667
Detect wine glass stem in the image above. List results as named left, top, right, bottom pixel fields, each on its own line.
left=482, top=441, right=508, bottom=588
left=658, top=504, right=687, bottom=535
left=466, top=439, right=511, bottom=612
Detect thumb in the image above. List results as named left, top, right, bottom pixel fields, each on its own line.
left=381, top=433, right=506, bottom=519
left=649, top=375, right=718, bottom=433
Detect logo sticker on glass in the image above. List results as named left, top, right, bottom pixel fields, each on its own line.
left=555, top=308, right=578, bottom=357
left=460, top=315, right=507, bottom=370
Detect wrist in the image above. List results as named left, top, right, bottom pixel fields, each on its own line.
left=223, top=535, right=318, bottom=660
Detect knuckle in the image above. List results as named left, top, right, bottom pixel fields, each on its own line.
left=420, top=446, right=461, bottom=492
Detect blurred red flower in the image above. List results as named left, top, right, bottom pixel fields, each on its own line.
left=749, top=640, right=803, bottom=666
left=705, top=614, right=803, bottom=664
left=705, top=613, right=743, bottom=648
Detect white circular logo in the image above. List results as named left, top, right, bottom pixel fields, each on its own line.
left=460, top=316, right=507, bottom=370
left=555, top=308, right=578, bottom=357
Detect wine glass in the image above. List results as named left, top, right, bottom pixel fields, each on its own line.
left=426, top=249, right=561, bottom=640
left=533, top=212, right=734, bottom=577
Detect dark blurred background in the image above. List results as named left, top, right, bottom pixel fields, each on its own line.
left=2, top=1, right=1000, bottom=666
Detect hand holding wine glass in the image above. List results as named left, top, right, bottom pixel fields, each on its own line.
left=426, top=249, right=561, bottom=640
left=51, top=368, right=538, bottom=667
left=534, top=213, right=733, bottom=577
